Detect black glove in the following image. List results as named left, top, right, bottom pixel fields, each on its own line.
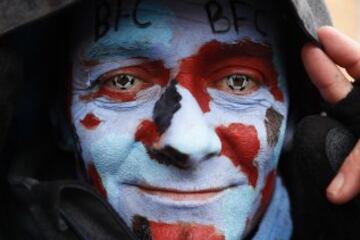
left=285, top=83, right=360, bottom=240
left=326, top=81, right=360, bottom=138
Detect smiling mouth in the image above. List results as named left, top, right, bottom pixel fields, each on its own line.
left=136, top=185, right=235, bottom=201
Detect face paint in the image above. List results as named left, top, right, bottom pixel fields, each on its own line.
left=71, top=1, right=289, bottom=239
left=135, top=120, right=161, bottom=148
left=132, top=215, right=225, bottom=240
left=80, top=113, right=101, bottom=130
left=265, top=107, right=284, bottom=147
left=215, top=123, right=260, bottom=187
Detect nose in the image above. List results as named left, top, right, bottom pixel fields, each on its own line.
left=153, top=82, right=221, bottom=168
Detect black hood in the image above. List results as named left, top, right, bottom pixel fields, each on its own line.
left=0, top=0, right=79, bottom=36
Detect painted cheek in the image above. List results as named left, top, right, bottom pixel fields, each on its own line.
left=215, top=124, right=260, bottom=187
left=135, top=120, right=161, bottom=148
left=80, top=113, right=101, bottom=130
left=87, top=163, right=107, bottom=198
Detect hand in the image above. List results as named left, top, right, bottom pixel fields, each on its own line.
left=302, top=26, right=360, bottom=204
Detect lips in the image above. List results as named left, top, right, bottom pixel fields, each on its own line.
left=136, top=184, right=234, bottom=201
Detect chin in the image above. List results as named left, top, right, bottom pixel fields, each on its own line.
left=107, top=180, right=263, bottom=240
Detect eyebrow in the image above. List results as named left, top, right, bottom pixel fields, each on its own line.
left=194, top=39, right=273, bottom=61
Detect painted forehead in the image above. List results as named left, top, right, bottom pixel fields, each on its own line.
left=82, top=0, right=281, bottom=65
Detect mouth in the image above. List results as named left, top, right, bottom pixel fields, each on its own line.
left=136, top=184, right=236, bottom=202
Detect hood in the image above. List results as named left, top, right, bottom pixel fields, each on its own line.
left=0, top=0, right=79, bottom=37
left=290, top=0, right=332, bottom=41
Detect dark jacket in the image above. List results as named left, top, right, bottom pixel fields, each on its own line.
left=0, top=0, right=359, bottom=239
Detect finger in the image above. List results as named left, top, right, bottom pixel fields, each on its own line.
left=327, top=139, right=360, bottom=204
left=302, top=43, right=353, bottom=103
left=318, top=26, right=360, bottom=79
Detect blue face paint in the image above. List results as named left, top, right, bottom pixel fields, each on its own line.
left=71, top=1, right=290, bottom=239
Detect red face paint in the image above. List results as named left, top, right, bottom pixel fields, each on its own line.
left=176, top=71, right=211, bottom=113
left=80, top=113, right=101, bottom=129
left=87, top=163, right=107, bottom=198
left=260, top=170, right=276, bottom=214
left=177, top=40, right=283, bottom=113
left=133, top=60, right=170, bottom=87
left=215, top=123, right=260, bottom=187
left=150, top=221, right=225, bottom=240
left=251, top=170, right=276, bottom=227
left=135, top=120, right=161, bottom=148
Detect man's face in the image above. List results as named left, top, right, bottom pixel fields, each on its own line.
left=71, top=0, right=288, bottom=239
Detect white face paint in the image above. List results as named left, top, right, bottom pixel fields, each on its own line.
left=71, top=0, right=289, bottom=239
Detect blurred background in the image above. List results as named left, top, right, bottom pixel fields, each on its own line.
left=326, top=0, right=360, bottom=41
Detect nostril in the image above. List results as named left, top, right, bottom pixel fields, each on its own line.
left=148, top=146, right=191, bottom=169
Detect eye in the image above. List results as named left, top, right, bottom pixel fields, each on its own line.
left=94, top=73, right=153, bottom=102
left=227, top=74, right=251, bottom=91
left=219, top=74, right=259, bottom=95
left=104, top=74, right=140, bottom=91
left=79, top=62, right=167, bottom=103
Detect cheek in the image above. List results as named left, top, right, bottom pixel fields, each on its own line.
left=210, top=101, right=286, bottom=186
left=73, top=106, right=157, bottom=193
left=215, top=124, right=260, bottom=187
